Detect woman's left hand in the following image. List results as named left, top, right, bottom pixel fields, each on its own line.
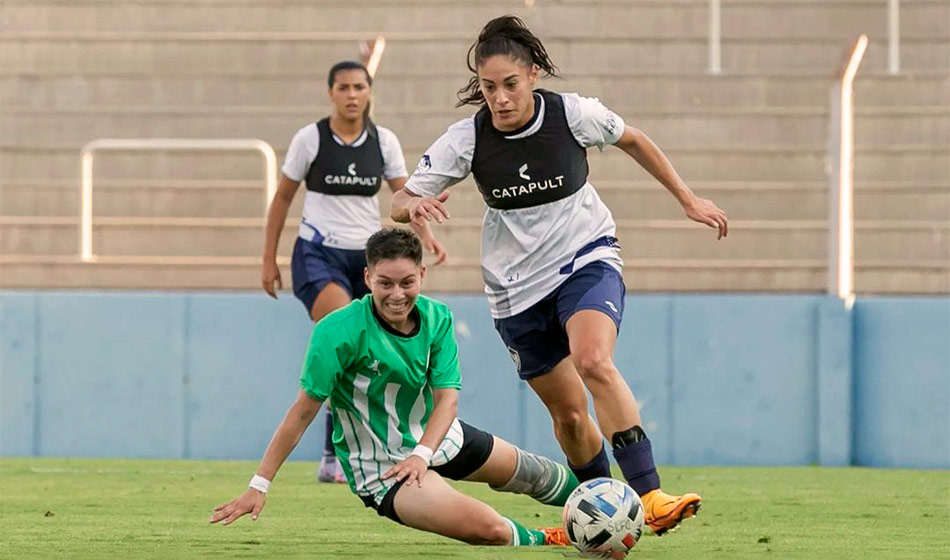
left=684, top=196, right=729, bottom=240
left=381, top=456, right=429, bottom=487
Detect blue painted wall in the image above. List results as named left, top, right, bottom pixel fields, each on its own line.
left=853, top=297, right=950, bottom=469
left=1, top=292, right=947, bottom=468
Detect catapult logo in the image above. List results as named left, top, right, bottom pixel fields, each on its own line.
left=491, top=163, right=564, bottom=200
left=325, top=162, right=379, bottom=187
left=518, top=163, right=530, bottom=180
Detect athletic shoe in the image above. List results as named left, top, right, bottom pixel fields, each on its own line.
left=317, top=455, right=342, bottom=483
left=541, top=526, right=570, bottom=546
left=641, top=489, right=702, bottom=536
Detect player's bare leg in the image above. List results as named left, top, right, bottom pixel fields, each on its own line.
left=309, top=282, right=352, bottom=322
left=392, top=470, right=566, bottom=546
left=311, top=282, right=353, bottom=483
left=527, top=358, right=605, bottom=467
left=565, top=310, right=640, bottom=436
left=565, top=309, right=701, bottom=535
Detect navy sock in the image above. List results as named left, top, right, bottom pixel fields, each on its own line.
left=568, top=443, right=611, bottom=482
left=611, top=428, right=661, bottom=497
left=323, top=412, right=335, bottom=457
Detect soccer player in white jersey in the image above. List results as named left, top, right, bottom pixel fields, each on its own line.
left=261, top=61, right=447, bottom=483
left=392, top=16, right=729, bottom=536
left=213, top=229, right=577, bottom=548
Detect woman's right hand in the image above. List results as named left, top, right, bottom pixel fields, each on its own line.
left=210, top=488, right=266, bottom=525
left=262, top=259, right=283, bottom=299
left=407, top=192, right=451, bottom=227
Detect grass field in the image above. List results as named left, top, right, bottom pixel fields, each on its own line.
left=1, top=458, right=947, bottom=559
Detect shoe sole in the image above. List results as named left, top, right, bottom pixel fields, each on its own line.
left=649, top=500, right=702, bottom=537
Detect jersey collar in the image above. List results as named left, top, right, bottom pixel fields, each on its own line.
left=331, top=127, right=369, bottom=147
left=370, top=300, right=422, bottom=338
left=502, top=91, right=545, bottom=140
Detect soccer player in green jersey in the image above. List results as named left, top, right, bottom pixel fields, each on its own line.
left=211, top=228, right=576, bottom=547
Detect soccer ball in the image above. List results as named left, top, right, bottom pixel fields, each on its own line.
left=562, top=477, right=644, bottom=559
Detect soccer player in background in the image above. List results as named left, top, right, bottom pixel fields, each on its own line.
left=213, top=229, right=575, bottom=548
left=261, top=61, right=447, bottom=483
left=392, top=15, right=729, bottom=535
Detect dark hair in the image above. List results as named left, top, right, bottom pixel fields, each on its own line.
left=456, top=15, right=559, bottom=107
left=327, top=61, right=372, bottom=89
left=365, top=228, right=423, bottom=267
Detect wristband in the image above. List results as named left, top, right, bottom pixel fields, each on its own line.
left=249, top=474, right=271, bottom=494
left=410, top=444, right=435, bottom=465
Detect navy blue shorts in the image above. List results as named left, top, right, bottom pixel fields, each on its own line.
left=493, top=260, right=625, bottom=380
left=291, top=236, right=369, bottom=315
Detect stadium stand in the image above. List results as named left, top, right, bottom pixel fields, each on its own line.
left=1, top=0, right=947, bottom=292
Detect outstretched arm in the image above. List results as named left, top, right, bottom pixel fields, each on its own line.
left=614, top=125, right=728, bottom=239
left=210, top=390, right=323, bottom=525
left=391, top=188, right=451, bottom=226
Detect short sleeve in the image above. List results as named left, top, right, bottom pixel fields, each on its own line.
left=299, top=319, right=355, bottom=401
left=426, top=309, right=461, bottom=390
left=561, top=93, right=625, bottom=151
left=404, top=118, right=475, bottom=197
left=377, top=126, right=408, bottom=180
left=282, top=124, right=320, bottom=182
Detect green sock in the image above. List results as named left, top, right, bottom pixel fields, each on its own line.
left=502, top=517, right=546, bottom=546
left=547, top=467, right=580, bottom=507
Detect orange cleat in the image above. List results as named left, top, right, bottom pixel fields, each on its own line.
left=540, top=526, right=571, bottom=546
left=641, top=489, right=702, bottom=536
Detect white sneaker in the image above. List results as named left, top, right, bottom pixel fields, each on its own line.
left=317, top=456, right=346, bottom=483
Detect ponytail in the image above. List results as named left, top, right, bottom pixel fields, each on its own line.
left=456, top=15, right=559, bottom=107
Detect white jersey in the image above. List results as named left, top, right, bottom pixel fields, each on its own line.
left=282, top=123, right=408, bottom=250
left=405, top=92, right=625, bottom=318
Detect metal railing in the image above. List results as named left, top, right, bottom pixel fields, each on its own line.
left=827, top=35, right=870, bottom=300
left=888, top=0, right=901, bottom=74
left=708, top=0, right=722, bottom=74
left=79, top=138, right=277, bottom=262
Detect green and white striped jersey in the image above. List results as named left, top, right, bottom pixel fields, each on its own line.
left=300, top=294, right=464, bottom=504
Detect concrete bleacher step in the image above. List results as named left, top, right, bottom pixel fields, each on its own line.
left=4, top=180, right=948, bottom=223
left=722, top=0, right=948, bottom=39
left=4, top=0, right=945, bottom=39
left=439, top=182, right=950, bottom=221
left=4, top=106, right=947, bottom=148
left=5, top=72, right=947, bottom=110
left=0, top=181, right=287, bottom=218
left=5, top=31, right=948, bottom=76
left=730, top=38, right=949, bottom=72
left=4, top=144, right=948, bottom=183
left=0, top=34, right=712, bottom=74
left=4, top=217, right=947, bottom=262
left=0, top=1, right=712, bottom=36
left=1, top=254, right=946, bottom=294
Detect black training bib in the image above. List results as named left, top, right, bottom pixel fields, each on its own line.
left=471, top=90, right=589, bottom=210
left=306, top=118, right=384, bottom=197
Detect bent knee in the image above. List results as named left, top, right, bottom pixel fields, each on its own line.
left=550, top=406, right=588, bottom=434
left=571, top=351, right=618, bottom=387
